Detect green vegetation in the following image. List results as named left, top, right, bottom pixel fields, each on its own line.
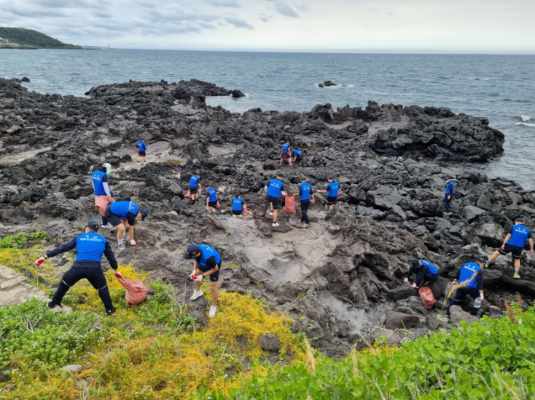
left=0, top=27, right=80, bottom=49
left=0, top=231, right=48, bottom=249
left=217, top=307, right=535, bottom=400
left=0, top=239, right=533, bottom=399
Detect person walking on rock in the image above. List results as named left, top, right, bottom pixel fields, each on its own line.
left=266, top=175, right=286, bottom=227
left=186, top=243, right=222, bottom=318
left=299, top=179, right=314, bottom=226
left=106, top=199, right=149, bottom=251
left=35, top=218, right=118, bottom=315
left=136, top=139, right=147, bottom=162
left=280, top=142, right=292, bottom=166
left=406, top=258, right=440, bottom=288
left=292, top=147, right=303, bottom=165
left=206, top=186, right=220, bottom=213
left=320, top=177, right=340, bottom=210
left=186, top=174, right=201, bottom=202
left=487, top=216, right=534, bottom=279
left=443, top=178, right=458, bottom=210
left=91, top=163, right=113, bottom=228
left=447, top=260, right=485, bottom=317
left=231, top=193, right=248, bottom=217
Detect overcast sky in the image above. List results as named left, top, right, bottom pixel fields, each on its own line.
left=1, top=0, right=534, bottom=53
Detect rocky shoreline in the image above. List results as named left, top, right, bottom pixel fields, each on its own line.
left=0, top=78, right=533, bottom=355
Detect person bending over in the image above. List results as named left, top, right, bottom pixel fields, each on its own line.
left=106, top=200, right=149, bottom=250
left=35, top=218, right=118, bottom=315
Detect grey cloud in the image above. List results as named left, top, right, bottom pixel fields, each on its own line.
left=225, top=17, right=254, bottom=30
left=274, top=1, right=299, bottom=18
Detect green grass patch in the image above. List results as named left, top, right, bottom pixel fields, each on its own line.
left=0, top=231, right=48, bottom=249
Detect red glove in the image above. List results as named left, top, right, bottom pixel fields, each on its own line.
left=115, top=271, right=123, bottom=279
left=35, top=257, right=46, bottom=267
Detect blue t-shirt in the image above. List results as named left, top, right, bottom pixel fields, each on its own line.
left=232, top=196, right=244, bottom=213
left=136, top=140, right=147, bottom=152
left=189, top=175, right=200, bottom=190
left=458, top=262, right=482, bottom=290
left=110, top=200, right=139, bottom=218
left=281, top=143, right=290, bottom=154
left=91, top=170, right=108, bottom=196
left=207, top=187, right=218, bottom=203
left=267, top=178, right=284, bottom=199
left=507, top=223, right=531, bottom=248
left=327, top=181, right=340, bottom=199
left=444, top=180, right=456, bottom=196
left=197, top=243, right=222, bottom=270
left=299, top=181, right=313, bottom=202
left=293, top=148, right=302, bottom=158
left=75, top=232, right=107, bottom=263
left=420, top=259, right=440, bottom=278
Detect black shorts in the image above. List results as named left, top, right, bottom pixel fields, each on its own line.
left=107, top=214, right=123, bottom=227
left=138, top=151, right=146, bottom=157
left=189, top=187, right=198, bottom=194
left=327, top=196, right=337, bottom=205
left=232, top=210, right=243, bottom=215
left=201, top=264, right=221, bottom=282
left=208, top=201, right=218, bottom=208
left=267, top=196, right=282, bottom=210
left=499, top=244, right=523, bottom=259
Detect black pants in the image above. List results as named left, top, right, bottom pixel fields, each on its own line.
left=301, top=201, right=310, bottom=224
left=52, top=264, right=113, bottom=312
left=447, top=287, right=480, bottom=314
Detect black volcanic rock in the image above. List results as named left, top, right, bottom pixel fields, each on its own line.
left=0, top=77, right=530, bottom=356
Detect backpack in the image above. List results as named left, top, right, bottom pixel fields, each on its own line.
left=418, top=286, right=437, bottom=310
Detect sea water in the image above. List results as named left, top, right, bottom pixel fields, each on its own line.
left=1, top=49, right=534, bottom=188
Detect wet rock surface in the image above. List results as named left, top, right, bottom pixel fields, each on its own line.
left=0, top=78, right=532, bottom=356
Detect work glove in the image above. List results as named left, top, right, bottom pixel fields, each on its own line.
left=115, top=271, right=123, bottom=279
left=35, top=256, right=47, bottom=267
left=190, top=272, right=203, bottom=282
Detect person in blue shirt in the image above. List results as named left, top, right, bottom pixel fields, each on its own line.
left=280, top=142, right=292, bottom=166
left=292, top=147, right=303, bottom=165
left=34, top=218, right=118, bottom=315
left=447, top=260, right=485, bottom=316
left=265, top=175, right=286, bottom=227
left=186, top=175, right=201, bottom=202
left=407, top=258, right=440, bottom=288
left=91, top=163, right=113, bottom=227
left=487, top=216, right=534, bottom=279
left=136, top=139, right=147, bottom=162
left=206, top=186, right=221, bottom=213
left=231, top=194, right=248, bottom=217
left=106, top=200, right=149, bottom=251
left=443, top=178, right=458, bottom=210
left=299, top=179, right=314, bottom=225
left=320, top=178, right=340, bottom=209
left=186, top=243, right=222, bottom=318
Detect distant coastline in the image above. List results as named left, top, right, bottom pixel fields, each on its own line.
left=0, top=27, right=80, bottom=49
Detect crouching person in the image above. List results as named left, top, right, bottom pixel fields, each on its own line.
left=447, top=259, right=485, bottom=317
left=35, top=218, right=118, bottom=315
left=186, top=243, right=222, bottom=318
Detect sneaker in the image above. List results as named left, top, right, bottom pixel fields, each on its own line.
left=48, top=301, right=60, bottom=309
left=101, top=223, right=113, bottom=230
left=208, top=305, right=218, bottom=318
left=513, top=272, right=521, bottom=279
left=272, top=222, right=280, bottom=227
left=129, top=239, right=137, bottom=246
left=106, top=307, right=116, bottom=316
left=190, top=290, right=204, bottom=301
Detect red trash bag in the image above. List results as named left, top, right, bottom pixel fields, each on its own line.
left=115, top=272, right=150, bottom=305
left=284, top=195, right=297, bottom=214
left=419, top=286, right=437, bottom=310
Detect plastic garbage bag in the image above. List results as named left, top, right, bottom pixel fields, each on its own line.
left=115, top=272, right=150, bottom=305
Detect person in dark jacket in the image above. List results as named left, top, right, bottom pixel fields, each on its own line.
left=35, top=218, right=119, bottom=315
left=407, top=258, right=440, bottom=288
left=447, top=260, right=485, bottom=316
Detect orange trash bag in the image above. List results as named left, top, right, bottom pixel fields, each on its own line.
left=115, top=272, right=150, bottom=305
left=284, top=195, right=297, bottom=214
left=418, top=286, right=437, bottom=310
